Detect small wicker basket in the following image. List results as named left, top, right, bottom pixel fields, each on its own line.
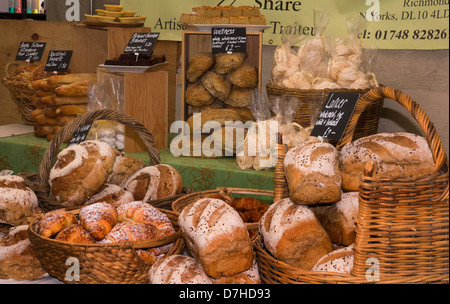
left=266, top=83, right=385, bottom=141
left=257, top=86, right=449, bottom=284
left=28, top=207, right=184, bottom=284
left=22, top=109, right=190, bottom=211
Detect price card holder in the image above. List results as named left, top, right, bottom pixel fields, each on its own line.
left=67, top=123, right=93, bottom=147
left=44, top=50, right=73, bottom=73
left=124, top=32, right=160, bottom=55
left=15, top=41, right=46, bottom=63
left=211, top=27, right=247, bottom=54
left=310, top=92, right=360, bottom=141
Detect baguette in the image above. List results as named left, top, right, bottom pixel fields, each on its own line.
left=47, top=73, right=97, bottom=85
left=54, top=80, right=93, bottom=97
left=51, top=95, right=89, bottom=106
left=55, top=104, right=88, bottom=116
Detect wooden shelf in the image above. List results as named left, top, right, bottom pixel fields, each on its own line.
left=0, top=12, right=46, bottom=20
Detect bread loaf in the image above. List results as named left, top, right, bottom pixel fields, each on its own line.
left=214, top=53, right=246, bottom=74
left=35, top=209, right=79, bottom=238
left=54, top=224, right=95, bottom=244
left=200, top=71, right=231, bottom=102
left=224, top=88, right=253, bottom=108
left=259, top=198, right=333, bottom=270
left=51, top=95, right=89, bottom=106
left=106, top=153, right=146, bottom=186
left=284, top=141, right=342, bottom=205
left=340, top=132, right=435, bottom=191
left=49, top=140, right=117, bottom=206
left=312, top=245, right=354, bottom=274
left=84, top=184, right=134, bottom=207
left=185, top=82, right=213, bottom=107
left=0, top=175, right=40, bottom=226
left=229, top=64, right=258, bottom=88
left=54, top=80, right=93, bottom=97
left=210, top=259, right=261, bottom=284
left=47, top=73, right=97, bottom=85
left=79, top=202, right=118, bottom=241
left=186, top=53, right=215, bottom=83
left=122, top=164, right=183, bottom=203
left=149, top=254, right=212, bottom=284
left=178, top=198, right=254, bottom=278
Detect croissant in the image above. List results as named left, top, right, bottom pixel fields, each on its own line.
left=79, top=202, right=118, bottom=241
left=35, top=209, right=78, bottom=238
left=55, top=224, right=95, bottom=244
left=101, top=221, right=159, bottom=244
left=116, top=201, right=175, bottom=236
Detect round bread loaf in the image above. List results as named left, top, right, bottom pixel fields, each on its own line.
left=49, top=140, right=117, bottom=207
left=186, top=108, right=243, bottom=134
left=186, top=53, right=215, bottom=83
left=185, top=82, right=213, bottom=107
left=0, top=225, right=48, bottom=280
left=0, top=175, right=40, bottom=226
left=178, top=198, right=254, bottom=278
left=122, top=164, right=183, bottom=202
left=224, top=87, right=253, bottom=107
left=214, top=53, right=246, bottom=74
left=84, top=184, right=135, bottom=207
left=149, top=254, right=212, bottom=284
left=284, top=141, right=342, bottom=205
left=106, top=153, right=146, bottom=186
left=229, top=63, right=258, bottom=88
left=312, top=244, right=354, bottom=274
left=340, top=132, right=435, bottom=191
left=200, top=71, right=231, bottom=102
left=210, top=259, right=261, bottom=284
left=259, top=198, right=333, bottom=270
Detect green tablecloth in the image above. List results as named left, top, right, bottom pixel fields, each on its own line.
left=0, top=132, right=274, bottom=192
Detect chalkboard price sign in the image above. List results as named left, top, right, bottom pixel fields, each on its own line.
left=15, top=42, right=46, bottom=62
left=44, top=50, right=73, bottom=73
left=211, top=27, right=247, bottom=54
left=67, top=123, right=93, bottom=147
left=310, top=92, right=360, bottom=141
left=124, top=32, right=160, bottom=55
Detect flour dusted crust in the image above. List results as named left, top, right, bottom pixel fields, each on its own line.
left=49, top=140, right=117, bottom=207
left=0, top=225, right=48, bottom=280
left=122, top=164, right=183, bottom=202
left=340, top=132, right=435, bottom=191
left=84, top=184, right=135, bottom=207
left=284, top=141, right=342, bottom=205
left=149, top=254, right=212, bottom=284
left=211, top=259, right=261, bottom=284
left=106, top=153, right=146, bottom=186
left=178, top=198, right=254, bottom=278
left=0, top=175, right=40, bottom=226
left=312, top=244, right=354, bottom=274
left=260, top=198, right=333, bottom=270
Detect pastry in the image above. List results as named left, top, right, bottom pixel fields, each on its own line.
left=259, top=198, right=333, bottom=270
left=214, top=53, right=246, bottom=74
left=228, top=197, right=269, bottom=223
left=186, top=53, right=215, bottom=83
left=200, top=71, right=231, bottom=102
left=54, top=223, right=95, bottom=244
left=0, top=175, right=40, bottom=226
left=79, top=202, right=118, bottom=241
left=229, top=64, right=258, bottom=88
left=35, top=209, right=79, bottom=238
left=284, top=141, right=342, bottom=205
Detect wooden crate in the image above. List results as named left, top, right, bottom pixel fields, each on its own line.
left=181, top=30, right=263, bottom=121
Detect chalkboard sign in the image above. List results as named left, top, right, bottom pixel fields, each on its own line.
left=67, top=123, right=93, bottom=147
left=310, top=92, right=360, bottom=141
left=15, top=42, right=46, bottom=62
left=124, top=32, right=159, bottom=55
left=211, top=27, right=247, bottom=54
left=44, top=50, right=73, bottom=72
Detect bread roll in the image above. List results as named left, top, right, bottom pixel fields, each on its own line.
left=0, top=225, right=48, bottom=280
left=0, top=175, right=40, bottom=226
left=214, top=53, right=246, bottom=74
left=211, top=259, right=261, bottom=284
left=106, top=153, right=146, bottom=186
left=122, top=165, right=183, bottom=203
left=35, top=209, right=79, bottom=238
left=259, top=198, right=333, bottom=270
left=178, top=198, right=254, bottom=278
left=340, top=132, right=435, bottom=191
left=84, top=184, right=134, bottom=207
left=312, top=245, right=354, bottom=274
left=149, top=254, right=212, bottom=284
left=186, top=53, right=215, bottom=83
left=229, top=64, right=258, bottom=88
left=54, top=224, right=95, bottom=244
left=185, top=82, right=213, bottom=107
left=49, top=140, right=117, bottom=206
left=201, top=71, right=231, bottom=102
left=284, top=141, right=342, bottom=205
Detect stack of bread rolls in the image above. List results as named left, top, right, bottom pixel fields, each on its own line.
left=29, top=73, right=97, bottom=141
left=180, top=5, right=266, bottom=25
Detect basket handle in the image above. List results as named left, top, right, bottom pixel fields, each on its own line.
left=338, top=86, right=448, bottom=201
left=4, top=62, right=19, bottom=78
left=36, top=109, right=161, bottom=188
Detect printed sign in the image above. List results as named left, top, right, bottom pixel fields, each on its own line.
left=44, top=50, right=73, bottom=72
left=212, top=27, right=247, bottom=54
left=124, top=32, right=160, bottom=55
left=15, top=42, right=46, bottom=62
left=67, top=123, right=93, bottom=147
left=310, top=92, right=360, bottom=141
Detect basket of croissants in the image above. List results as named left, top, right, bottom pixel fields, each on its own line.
left=254, top=86, right=449, bottom=284
left=22, top=109, right=193, bottom=283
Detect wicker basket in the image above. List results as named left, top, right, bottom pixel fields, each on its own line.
left=266, top=83, right=384, bottom=141
left=22, top=109, right=190, bottom=211
left=28, top=207, right=185, bottom=284
left=257, top=86, right=449, bottom=284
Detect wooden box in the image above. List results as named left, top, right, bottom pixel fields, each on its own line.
left=181, top=30, right=263, bottom=121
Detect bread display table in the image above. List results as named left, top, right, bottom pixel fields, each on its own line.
left=0, top=131, right=274, bottom=193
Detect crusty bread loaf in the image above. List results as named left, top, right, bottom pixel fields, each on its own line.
left=259, top=198, right=333, bottom=270
left=122, top=164, right=183, bottom=203
left=106, top=153, right=146, bottom=186
left=49, top=140, right=117, bottom=206
left=185, top=82, right=213, bottom=107
left=55, top=104, right=88, bottom=116
left=0, top=225, right=48, bottom=280
left=312, top=244, right=354, bottom=274
left=201, top=71, right=231, bottom=102
left=210, top=259, right=261, bottom=284
left=51, top=95, right=89, bottom=106
left=186, top=53, right=215, bottom=83
left=149, top=254, right=212, bottom=284
left=178, top=198, right=254, bottom=278
left=0, top=175, right=40, bottom=226
left=213, top=53, right=246, bottom=74
left=224, top=87, right=253, bottom=108
left=186, top=108, right=243, bottom=134
left=229, top=64, right=258, bottom=88
left=284, top=141, right=342, bottom=205
left=54, top=224, right=95, bottom=244
left=340, top=132, right=435, bottom=191
left=84, top=184, right=134, bottom=207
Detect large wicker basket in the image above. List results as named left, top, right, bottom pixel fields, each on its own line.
left=28, top=207, right=185, bottom=284
left=257, top=86, right=449, bottom=284
left=266, top=83, right=384, bottom=141
left=22, top=109, right=190, bottom=211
